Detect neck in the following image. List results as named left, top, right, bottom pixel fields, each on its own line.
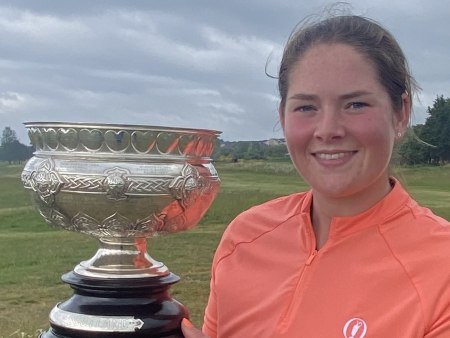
left=310, top=176, right=393, bottom=250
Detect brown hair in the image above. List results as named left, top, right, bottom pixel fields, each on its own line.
left=278, top=14, right=418, bottom=117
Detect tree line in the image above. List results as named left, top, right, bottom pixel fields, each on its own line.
left=213, top=139, right=288, bottom=162
left=1, top=95, right=449, bottom=165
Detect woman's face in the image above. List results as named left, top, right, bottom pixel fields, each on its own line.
left=280, top=43, right=409, bottom=202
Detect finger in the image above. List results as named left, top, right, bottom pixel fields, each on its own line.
left=181, top=318, right=209, bottom=338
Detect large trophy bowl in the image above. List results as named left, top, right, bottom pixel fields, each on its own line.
left=21, top=122, right=221, bottom=338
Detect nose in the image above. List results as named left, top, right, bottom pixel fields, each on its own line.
left=313, top=108, right=345, bottom=142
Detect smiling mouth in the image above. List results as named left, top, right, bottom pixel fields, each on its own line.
left=314, top=151, right=356, bottom=160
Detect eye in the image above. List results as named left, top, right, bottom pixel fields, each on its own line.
left=346, top=102, right=368, bottom=110
left=294, top=105, right=316, bottom=113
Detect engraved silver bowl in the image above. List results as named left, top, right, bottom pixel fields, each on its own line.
left=21, top=122, right=221, bottom=279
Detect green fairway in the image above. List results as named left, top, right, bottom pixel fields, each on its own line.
left=0, top=161, right=449, bottom=337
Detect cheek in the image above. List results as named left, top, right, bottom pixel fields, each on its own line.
left=353, top=117, right=396, bottom=153
left=283, top=118, right=313, bottom=149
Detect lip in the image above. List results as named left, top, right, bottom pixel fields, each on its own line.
left=312, top=150, right=357, bottom=166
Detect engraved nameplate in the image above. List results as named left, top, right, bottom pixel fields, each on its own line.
left=49, top=306, right=144, bottom=332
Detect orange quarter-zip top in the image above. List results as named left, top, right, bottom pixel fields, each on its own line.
left=203, top=179, right=450, bottom=338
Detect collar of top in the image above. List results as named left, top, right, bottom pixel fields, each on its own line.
left=300, top=178, right=412, bottom=240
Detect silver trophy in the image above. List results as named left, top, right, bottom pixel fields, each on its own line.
left=21, top=122, right=221, bottom=337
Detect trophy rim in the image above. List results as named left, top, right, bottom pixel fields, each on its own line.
left=23, top=121, right=222, bottom=136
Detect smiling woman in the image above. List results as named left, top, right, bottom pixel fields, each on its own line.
left=280, top=42, right=408, bottom=227
left=180, top=9, right=450, bottom=338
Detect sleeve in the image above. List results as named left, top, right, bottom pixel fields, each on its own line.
left=424, top=290, right=450, bottom=338
left=202, top=264, right=218, bottom=338
left=421, top=221, right=450, bottom=337
left=201, top=214, right=237, bottom=338
left=424, top=315, right=450, bottom=338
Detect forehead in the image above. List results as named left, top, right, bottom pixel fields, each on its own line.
left=288, top=43, right=382, bottom=93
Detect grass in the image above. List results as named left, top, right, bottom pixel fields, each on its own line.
left=0, top=161, right=449, bottom=336
left=394, top=165, right=450, bottom=220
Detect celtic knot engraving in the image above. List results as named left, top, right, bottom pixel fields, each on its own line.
left=169, top=164, right=209, bottom=208
left=47, top=168, right=176, bottom=198
left=127, top=178, right=170, bottom=194
left=27, top=159, right=63, bottom=205
left=21, top=170, right=33, bottom=189
left=62, top=176, right=104, bottom=191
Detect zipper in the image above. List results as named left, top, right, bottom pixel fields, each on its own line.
left=306, top=249, right=318, bottom=265
left=278, top=249, right=319, bottom=331
left=278, top=214, right=318, bottom=333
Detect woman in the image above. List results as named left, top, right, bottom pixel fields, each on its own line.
left=182, top=13, right=450, bottom=338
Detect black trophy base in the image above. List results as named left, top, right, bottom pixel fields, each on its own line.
left=40, top=271, right=188, bottom=338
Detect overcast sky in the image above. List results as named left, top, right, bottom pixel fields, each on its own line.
left=1, top=0, right=449, bottom=143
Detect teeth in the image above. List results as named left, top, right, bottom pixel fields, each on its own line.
left=316, top=152, right=346, bottom=160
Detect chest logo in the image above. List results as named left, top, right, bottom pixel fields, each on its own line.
left=343, top=318, right=367, bottom=338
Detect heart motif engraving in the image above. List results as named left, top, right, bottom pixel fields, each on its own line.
left=28, top=128, right=43, bottom=150
left=156, top=132, right=180, bottom=155
left=105, top=130, right=131, bottom=152
left=58, top=128, right=79, bottom=150
left=178, top=134, right=198, bottom=156
left=43, top=128, right=58, bottom=150
left=131, top=131, right=157, bottom=153
left=79, top=129, right=103, bottom=151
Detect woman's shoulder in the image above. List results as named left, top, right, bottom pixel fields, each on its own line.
left=239, top=191, right=309, bottom=219
left=230, top=191, right=310, bottom=231
left=382, top=201, right=450, bottom=283
left=382, top=198, right=450, bottom=257
left=213, top=191, right=310, bottom=260
left=373, top=198, right=450, bottom=330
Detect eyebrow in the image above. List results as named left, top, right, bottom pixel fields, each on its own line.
left=287, top=93, right=318, bottom=101
left=339, top=90, right=372, bottom=100
left=287, top=90, right=373, bottom=101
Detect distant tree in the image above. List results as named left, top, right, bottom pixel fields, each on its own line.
left=265, top=143, right=288, bottom=159
left=420, top=95, right=450, bottom=164
left=1, top=126, right=18, bottom=145
left=396, top=125, right=431, bottom=165
left=212, top=138, right=224, bottom=159
left=395, top=96, right=450, bottom=165
left=235, top=141, right=250, bottom=159
left=0, top=126, right=33, bottom=164
left=246, top=142, right=264, bottom=159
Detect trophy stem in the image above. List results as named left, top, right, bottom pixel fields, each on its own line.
left=74, top=237, right=170, bottom=279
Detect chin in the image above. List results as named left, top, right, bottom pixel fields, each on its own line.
left=312, top=180, right=359, bottom=198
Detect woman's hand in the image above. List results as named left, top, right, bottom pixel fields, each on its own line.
left=181, top=318, right=210, bottom=338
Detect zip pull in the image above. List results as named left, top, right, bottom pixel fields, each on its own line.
left=306, top=249, right=318, bottom=265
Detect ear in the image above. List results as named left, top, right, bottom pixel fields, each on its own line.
left=395, top=92, right=411, bottom=134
